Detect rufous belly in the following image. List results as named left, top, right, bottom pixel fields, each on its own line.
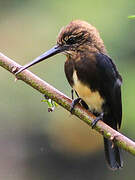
left=73, top=71, right=104, bottom=113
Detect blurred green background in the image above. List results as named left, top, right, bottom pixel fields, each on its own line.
left=0, top=0, right=135, bottom=179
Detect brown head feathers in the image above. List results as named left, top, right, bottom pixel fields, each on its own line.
left=57, top=20, right=107, bottom=54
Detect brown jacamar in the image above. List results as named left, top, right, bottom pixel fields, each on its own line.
left=15, top=20, right=123, bottom=170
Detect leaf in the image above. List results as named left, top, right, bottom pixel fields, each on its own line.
left=41, top=98, right=58, bottom=112
left=128, top=15, right=135, bottom=19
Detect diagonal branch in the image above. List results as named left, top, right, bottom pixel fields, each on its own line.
left=0, top=52, right=135, bottom=156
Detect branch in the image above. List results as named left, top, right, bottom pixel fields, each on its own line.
left=0, top=52, right=135, bottom=156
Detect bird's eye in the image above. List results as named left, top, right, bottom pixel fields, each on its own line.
left=66, top=36, right=76, bottom=45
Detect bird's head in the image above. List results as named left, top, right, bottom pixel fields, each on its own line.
left=57, top=20, right=106, bottom=55
left=15, top=20, right=106, bottom=75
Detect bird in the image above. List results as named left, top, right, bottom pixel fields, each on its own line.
left=15, top=20, right=123, bottom=170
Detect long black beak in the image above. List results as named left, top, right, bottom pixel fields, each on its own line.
left=15, top=45, right=64, bottom=75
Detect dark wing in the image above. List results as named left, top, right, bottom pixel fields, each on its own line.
left=96, top=53, right=122, bottom=128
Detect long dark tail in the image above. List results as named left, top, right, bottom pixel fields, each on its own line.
left=103, top=116, right=123, bottom=170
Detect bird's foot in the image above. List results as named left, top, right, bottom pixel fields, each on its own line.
left=70, top=89, right=89, bottom=113
left=91, top=112, right=104, bottom=128
left=70, top=97, right=89, bottom=113
left=70, top=97, right=81, bottom=113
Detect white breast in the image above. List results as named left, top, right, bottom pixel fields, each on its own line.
left=73, top=71, right=104, bottom=113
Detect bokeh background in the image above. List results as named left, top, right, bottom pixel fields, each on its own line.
left=0, top=0, right=135, bottom=179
